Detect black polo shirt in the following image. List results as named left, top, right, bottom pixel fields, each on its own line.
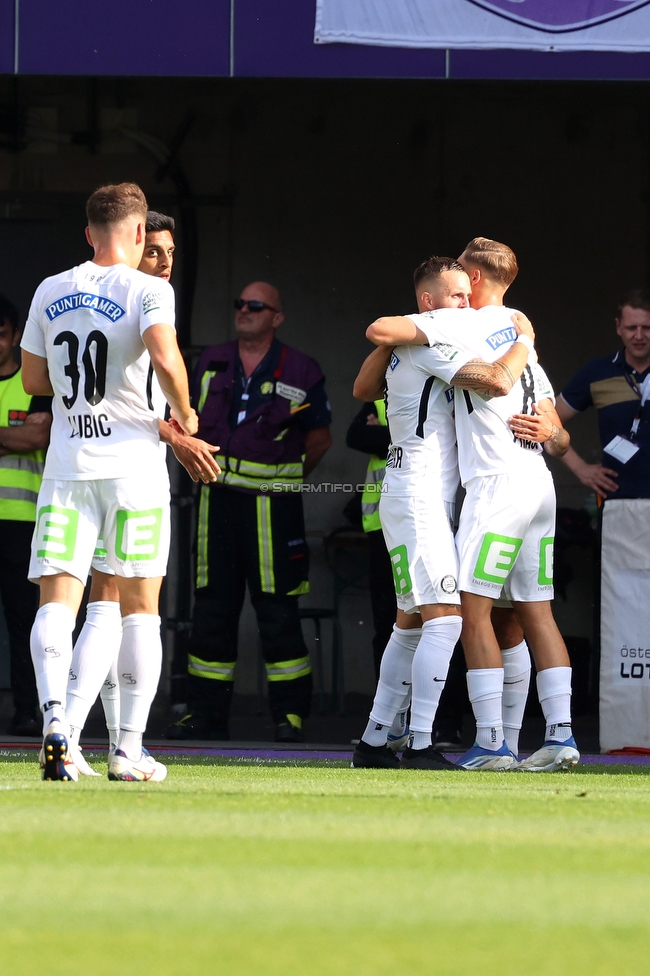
left=561, top=349, right=650, bottom=499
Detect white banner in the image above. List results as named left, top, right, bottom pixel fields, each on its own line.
left=315, top=1, right=650, bottom=52
left=600, top=499, right=650, bottom=753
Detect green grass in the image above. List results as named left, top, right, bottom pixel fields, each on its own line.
left=1, top=751, right=649, bottom=975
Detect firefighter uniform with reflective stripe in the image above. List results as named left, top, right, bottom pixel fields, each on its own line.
left=0, top=368, right=48, bottom=723
left=346, top=399, right=395, bottom=676
left=185, top=337, right=331, bottom=737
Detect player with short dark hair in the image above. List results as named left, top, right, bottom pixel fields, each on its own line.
left=139, top=212, right=176, bottom=281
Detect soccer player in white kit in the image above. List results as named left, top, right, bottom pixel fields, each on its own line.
left=21, top=183, right=198, bottom=782
left=352, top=258, right=535, bottom=770
left=64, top=212, right=219, bottom=774
left=369, top=238, right=579, bottom=772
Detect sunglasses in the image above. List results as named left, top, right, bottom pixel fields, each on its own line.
left=234, top=299, right=279, bottom=313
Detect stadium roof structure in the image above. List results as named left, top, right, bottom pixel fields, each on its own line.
left=5, top=0, right=650, bottom=80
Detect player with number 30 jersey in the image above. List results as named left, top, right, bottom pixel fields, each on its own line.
left=20, top=182, right=197, bottom=784
left=22, top=263, right=173, bottom=481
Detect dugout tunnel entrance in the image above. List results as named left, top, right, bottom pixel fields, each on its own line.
left=0, top=73, right=642, bottom=733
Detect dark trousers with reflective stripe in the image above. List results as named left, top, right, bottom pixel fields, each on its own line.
left=0, top=519, right=39, bottom=715
left=188, top=485, right=312, bottom=727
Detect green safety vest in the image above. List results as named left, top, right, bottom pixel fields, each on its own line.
left=361, top=399, right=387, bottom=533
left=0, top=369, right=45, bottom=522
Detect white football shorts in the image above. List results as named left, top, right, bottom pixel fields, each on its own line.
left=379, top=492, right=460, bottom=612
left=457, top=473, right=556, bottom=603
left=29, top=475, right=171, bottom=583
left=91, top=537, right=113, bottom=576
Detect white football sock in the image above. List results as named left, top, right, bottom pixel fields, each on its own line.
left=388, top=706, right=409, bottom=741
left=501, top=640, right=531, bottom=756
left=116, top=614, right=163, bottom=761
left=410, top=616, right=462, bottom=750
left=467, top=668, right=505, bottom=751
left=66, top=601, right=123, bottom=746
left=100, top=658, right=121, bottom=752
left=537, top=666, right=573, bottom=742
left=363, top=625, right=421, bottom=746
left=30, top=602, right=76, bottom=735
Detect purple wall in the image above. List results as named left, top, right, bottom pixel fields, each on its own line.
left=0, top=0, right=15, bottom=73
left=8, top=0, right=650, bottom=79
left=18, top=0, right=230, bottom=76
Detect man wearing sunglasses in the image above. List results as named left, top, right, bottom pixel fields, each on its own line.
left=168, top=281, right=332, bottom=742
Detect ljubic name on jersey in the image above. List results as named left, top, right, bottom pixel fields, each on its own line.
left=68, top=413, right=111, bottom=439
left=53, top=327, right=121, bottom=440
left=21, top=262, right=176, bottom=481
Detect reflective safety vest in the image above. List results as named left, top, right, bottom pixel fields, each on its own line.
left=361, top=399, right=387, bottom=533
left=0, top=369, right=45, bottom=522
left=194, top=340, right=326, bottom=494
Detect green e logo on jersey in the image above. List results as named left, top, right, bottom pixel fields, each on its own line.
left=116, top=509, right=162, bottom=561
left=36, top=506, right=79, bottom=561
left=538, top=537, right=554, bottom=586
left=474, top=532, right=522, bottom=583
left=389, top=544, right=413, bottom=595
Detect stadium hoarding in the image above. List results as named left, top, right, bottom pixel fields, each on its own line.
left=0, top=0, right=650, bottom=79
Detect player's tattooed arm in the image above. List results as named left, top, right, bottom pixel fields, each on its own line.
left=452, top=312, right=536, bottom=397
left=366, top=316, right=429, bottom=346
left=508, top=400, right=570, bottom=457
left=160, top=418, right=221, bottom=483
left=451, top=358, right=518, bottom=397
left=353, top=345, right=393, bottom=401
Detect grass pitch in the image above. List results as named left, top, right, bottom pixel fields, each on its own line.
left=1, top=752, right=649, bottom=976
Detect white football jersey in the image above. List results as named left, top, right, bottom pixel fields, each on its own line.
left=408, top=305, right=555, bottom=484
left=21, top=261, right=175, bottom=480
left=383, top=337, right=474, bottom=502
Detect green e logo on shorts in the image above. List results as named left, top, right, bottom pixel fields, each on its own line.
left=116, top=509, right=162, bottom=561
left=474, top=532, right=522, bottom=583
left=36, top=506, right=79, bottom=561
left=389, top=544, right=413, bottom=595
left=538, top=537, right=554, bottom=586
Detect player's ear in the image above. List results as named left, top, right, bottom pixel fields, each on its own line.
left=85, top=226, right=94, bottom=248
left=135, top=222, right=145, bottom=245
left=420, top=291, right=434, bottom=310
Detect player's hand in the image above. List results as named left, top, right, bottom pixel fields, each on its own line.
left=172, top=408, right=199, bottom=436
left=511, top=312, right=537, bottom=363
left=512, top=312, right=535, bottom=343
left=576, top=462, right=619, bottom=496
left=508, top=404, right=553, bottom=443
left=172, top=436, right=221, bottom=483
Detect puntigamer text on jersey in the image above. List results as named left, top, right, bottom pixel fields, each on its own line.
left=46, top=293, right=126, bottom=322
